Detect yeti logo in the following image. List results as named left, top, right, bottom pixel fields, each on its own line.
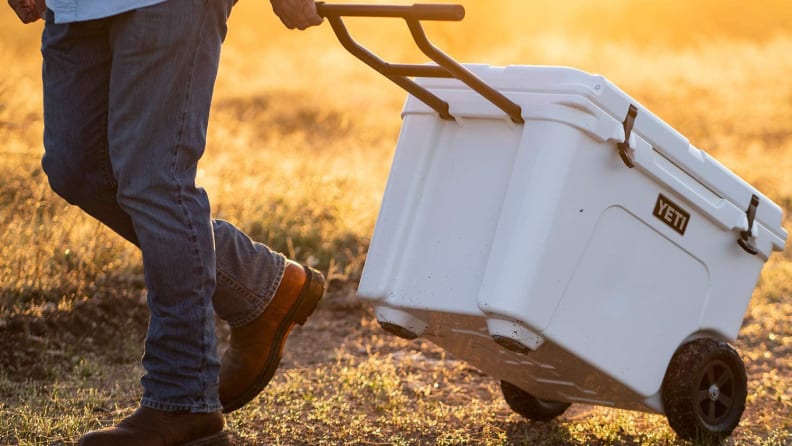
left=653, top=194, right=690, bottom=236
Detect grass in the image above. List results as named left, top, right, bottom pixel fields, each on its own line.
left=1, top=0, right=791, bottom=444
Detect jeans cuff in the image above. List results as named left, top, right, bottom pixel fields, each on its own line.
left=226, top=254, right=287, bottom=329
left=141, top=397, right=222, bottom=414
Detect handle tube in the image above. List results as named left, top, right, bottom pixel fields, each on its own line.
left=404, top=19, right=524, bottom=124
left=316, top=3, right=464, bottom=21
left=316, top=2, right=524, bottom=124
left=324, top=14, right=454, bottom=120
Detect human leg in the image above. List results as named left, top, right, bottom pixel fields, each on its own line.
left=40, top=15, right=122, bottom=232
left=103, top=0, right=235, bottom=412
left=41, top=7, right=226, bottom=444
left=41, top=0, right=325, bottom=420
left=40, top=11, right=288, bottom=334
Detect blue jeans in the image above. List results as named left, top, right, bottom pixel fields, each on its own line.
left=41, top=0, right=285, bottom=413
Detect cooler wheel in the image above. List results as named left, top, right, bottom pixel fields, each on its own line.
left=501, top=381, right=571, bottom=422
left=662, top=338, right=747, bottom=444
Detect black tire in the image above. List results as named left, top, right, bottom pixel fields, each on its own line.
left=501, top=381, right=571, bottom=422
left=662, top=338, right=747, bottom=444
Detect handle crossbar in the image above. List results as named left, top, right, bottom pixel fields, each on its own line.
left=316, top=2, right=524, bottom=124
left=316, top=3, right=465, bottom=21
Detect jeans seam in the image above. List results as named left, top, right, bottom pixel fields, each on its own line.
left=168, top=0, right=215, bottom=410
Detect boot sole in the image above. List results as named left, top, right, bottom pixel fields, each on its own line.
left=184, top=430, right=231, bottom=446
left=221, top=265, right=325, bottom=413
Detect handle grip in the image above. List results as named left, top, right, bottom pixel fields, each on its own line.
left=316, top=3, right=465, bottom=21
left=316, top=2, right=524, bottom=124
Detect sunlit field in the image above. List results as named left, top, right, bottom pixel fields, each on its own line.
left=1, top=1, right=791, bottom=444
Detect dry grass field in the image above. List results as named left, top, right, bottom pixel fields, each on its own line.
left=1, top=0, right=791, bottom=444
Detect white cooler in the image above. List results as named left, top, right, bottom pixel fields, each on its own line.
left=317, top=3, right=788, bottom=442
left=359, top=62, right=787, bottom=408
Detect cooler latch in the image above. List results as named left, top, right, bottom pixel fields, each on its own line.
left=617, top=104, right=638, bottom=168
left=737, top=194, right=760, bottom=256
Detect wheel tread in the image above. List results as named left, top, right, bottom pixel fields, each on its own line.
left=661, top=338, right=747, bottom=444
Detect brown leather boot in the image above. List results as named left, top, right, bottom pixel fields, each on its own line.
left=219, top=261, right=325, bottom=413
left=78, top=406, right=229, bottom=446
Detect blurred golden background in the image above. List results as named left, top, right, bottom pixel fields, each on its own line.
left=0, top=2, right=790, bottom=444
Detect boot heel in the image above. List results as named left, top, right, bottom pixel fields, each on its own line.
left=294, top=267, right=326, bottom=325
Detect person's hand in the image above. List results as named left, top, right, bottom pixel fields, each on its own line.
left=8, top=0, right=46, bottom=24
left=270, top=0, right=323, bottom=30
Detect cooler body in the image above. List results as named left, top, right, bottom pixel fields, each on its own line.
left=357, top=65, right=786, bottom=413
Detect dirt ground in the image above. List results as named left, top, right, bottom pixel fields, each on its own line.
left=1, top=280, right=790, bottom=445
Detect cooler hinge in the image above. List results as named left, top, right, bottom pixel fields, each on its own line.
left=617, top=104, right=638, bottom=168
left=737, top=194, right=760, bottom=256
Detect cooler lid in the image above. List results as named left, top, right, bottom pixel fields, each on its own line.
left=406, top=64, right=787, bottom=253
